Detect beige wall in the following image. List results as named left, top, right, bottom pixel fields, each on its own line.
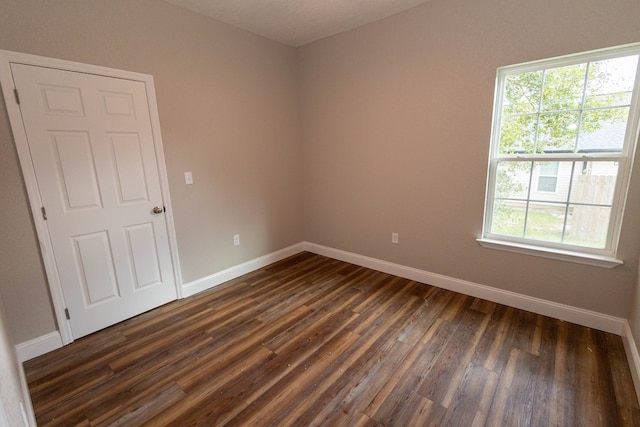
left=298, top=0, right=640, bottom=317
left=0, top=0, right=303, bottom=343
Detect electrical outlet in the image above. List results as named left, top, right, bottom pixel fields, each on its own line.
left=234, top=234, right=240, bottom=246
left=184, top=171, right=193, bottom=185
left=392, top=233, right=399, bottom=244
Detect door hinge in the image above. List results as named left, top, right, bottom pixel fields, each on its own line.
left=13, top=88, right=20, bottom=105
left=65, top=308, right=70, bottom=320
left=41, top=206, right=47, bottom=220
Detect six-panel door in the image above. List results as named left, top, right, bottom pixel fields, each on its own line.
left=12, top=64, right=177, bottom=338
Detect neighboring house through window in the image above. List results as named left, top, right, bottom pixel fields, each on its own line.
left=537, top=162, right=559, bottom=192
left=479, top=43, right=640, bottom=267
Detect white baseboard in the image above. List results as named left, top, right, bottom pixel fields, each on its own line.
left=622, top=321, right=640, bottom=402
left=182, top=242, right=306, bottom=297
left=15, top=331, right=62, bottom=362
left=303, top=242, right=626, bottom=335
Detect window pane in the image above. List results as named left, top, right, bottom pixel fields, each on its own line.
left=524, top=202, right=566, bottom=242
left=577, top=108, right=629, bottom=153
left=541, top=64, right=587, bottom=111
left=564, top=205, right=611, bottom=248
left=491, top=200, right=526, bottom=237
left=495, top=161, right=531, bottom=199
left=499, top=114, right=537, bottom=154
left=585, top=56, right=639, bottom=108
left=503, top=71, right=543, bottom=115
left=537, top=112, right=579, bottom=152
left=569, top=161, right=618, bottom=205
left=532, top=161, right=570, bottom=201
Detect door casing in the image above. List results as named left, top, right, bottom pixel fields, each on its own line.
left=0, top=50, right=183, bottom=345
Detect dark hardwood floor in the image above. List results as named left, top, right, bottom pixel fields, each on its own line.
left=24, top=252, right=640, bottom=426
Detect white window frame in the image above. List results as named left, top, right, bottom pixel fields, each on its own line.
left=478, top=43, right=640, bottom=268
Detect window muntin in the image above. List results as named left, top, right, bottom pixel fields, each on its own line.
left=483, top=44, right=640, bottom=258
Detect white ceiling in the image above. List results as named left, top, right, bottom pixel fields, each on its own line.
left=163, top=0, right=432, bottom=47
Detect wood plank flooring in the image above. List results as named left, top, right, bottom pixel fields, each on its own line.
left=24, top=252, right=640, bottom=426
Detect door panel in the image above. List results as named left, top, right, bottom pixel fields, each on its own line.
left=99, top=91, right=135, bottom=118
left=124, top=222, right=163, bottom=289
left=40, top=84, right=85, bottom=116
left=110, top=133, right=149, bottom=203
left=52, top=131, right=103, bottom=210
left=11, top=63, right=177, bottom=338
left=73, top=231, right=120, bottom=305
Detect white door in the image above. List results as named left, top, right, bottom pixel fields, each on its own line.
left=11, top=64, right=177, bottom=339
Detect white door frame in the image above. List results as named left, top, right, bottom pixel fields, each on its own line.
left=0, top=50, right=183, bottom=345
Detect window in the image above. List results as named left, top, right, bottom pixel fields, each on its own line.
left=536, top=162, right=559, bottom=192
left=480, top=44, right=640, bottom=267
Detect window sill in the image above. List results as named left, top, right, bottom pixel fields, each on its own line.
left=476, top=238, right=623, bottom=268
